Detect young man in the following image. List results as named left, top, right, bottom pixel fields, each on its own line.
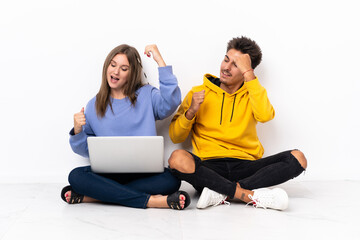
left=168, top=36, right=307, bottom=210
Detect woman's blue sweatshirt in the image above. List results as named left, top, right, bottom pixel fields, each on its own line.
left=69, top=66, right=181, bottom=158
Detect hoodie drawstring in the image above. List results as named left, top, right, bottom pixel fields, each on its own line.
left=230, top=94, right=237, bottom=122
left=220, top=93, right=237, bottom=124
left=220, top=93, right=225, bottom=125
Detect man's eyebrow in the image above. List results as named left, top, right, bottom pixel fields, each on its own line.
left=224, top=55, right=230, bottom=60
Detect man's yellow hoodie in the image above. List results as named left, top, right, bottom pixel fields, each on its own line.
left=169, top=74, right=275, bottom=161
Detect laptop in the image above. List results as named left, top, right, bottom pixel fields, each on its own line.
left=87, top=136, right=164, bottom=173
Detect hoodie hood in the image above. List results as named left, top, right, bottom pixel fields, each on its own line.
left=203, top=73, right=247, bottom=124
left=203, top=74, right=246, bottom=96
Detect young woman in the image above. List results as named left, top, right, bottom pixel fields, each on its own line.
left=61, top=44, right=190, bottom=210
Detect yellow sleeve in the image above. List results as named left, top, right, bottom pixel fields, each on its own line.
left=169, top=90, right=196, bottom=143
left=245, top=77, right=275, bottom=123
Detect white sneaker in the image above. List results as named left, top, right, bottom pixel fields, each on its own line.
left=196, top=187, right=230, bottom=209
left=248, top=188, right=288, bottom=210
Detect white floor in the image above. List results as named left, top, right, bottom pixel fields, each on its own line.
left=1, top=180, right=359, bottom=240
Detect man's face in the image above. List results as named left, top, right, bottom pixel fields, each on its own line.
left=219, top=49, right=244, bottom=88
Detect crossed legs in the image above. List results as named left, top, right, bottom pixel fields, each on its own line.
left=62, top=166, right=188, bottom=209
left=168, top=149, right=307, bottom=203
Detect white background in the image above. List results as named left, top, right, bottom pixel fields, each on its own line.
left=0, top=0, right=359, bottom=183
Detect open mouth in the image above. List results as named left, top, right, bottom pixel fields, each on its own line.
left=111, top=76, right=119, bottom=81
left=222, top=71, right=231, bottom=77
left=110, top=76, right=120, bottom=83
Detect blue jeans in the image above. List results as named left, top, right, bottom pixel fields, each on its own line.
left=68, top=166, right=181, bottom=208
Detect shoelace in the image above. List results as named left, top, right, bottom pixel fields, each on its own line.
left=217, top=199, right=230, bottom=207
left=246, top=194, right=267, bottom=209
left=224, top=200, right=231, bottom=206
left=212, top=194, right=230, bottom=207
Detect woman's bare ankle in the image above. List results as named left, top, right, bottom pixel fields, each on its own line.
left=83, top=196, right=100, bottom=203
left=147, top=195, right=168, bottom=208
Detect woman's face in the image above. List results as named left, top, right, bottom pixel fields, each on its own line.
left=107, top=54, right=130, bottom=96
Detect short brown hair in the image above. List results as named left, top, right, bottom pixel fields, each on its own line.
left=96, top=44, right=143, bottom=117
left=227, top=36, right=262, bottom=69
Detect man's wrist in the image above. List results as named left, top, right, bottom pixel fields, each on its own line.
left=243, top=71, right=256, bottom=82
left=185, top=109, right=195, bottom=120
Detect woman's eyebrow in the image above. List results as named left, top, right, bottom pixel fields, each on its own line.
left=110, top=60, right=129, bottom=67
